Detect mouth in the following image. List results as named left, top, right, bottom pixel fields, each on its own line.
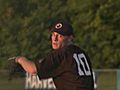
left=52, top=42, right=59, bottom=49
left=53, top=42, right=58, bottom=45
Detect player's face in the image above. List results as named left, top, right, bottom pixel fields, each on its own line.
left=51, top=32, right=68, bottom=50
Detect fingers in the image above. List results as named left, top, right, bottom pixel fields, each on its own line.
left=8, top=57, right=17, bottom=61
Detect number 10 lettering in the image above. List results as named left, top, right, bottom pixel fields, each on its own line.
left=73, top=53, right=91, bottom=76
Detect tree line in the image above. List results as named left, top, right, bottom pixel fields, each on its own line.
left=0, top=0, right=120, bottom=69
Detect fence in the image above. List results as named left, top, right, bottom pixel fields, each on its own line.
left=94, top=69, right=120, bottom=90
left=0, top=69, right=120, bottom=90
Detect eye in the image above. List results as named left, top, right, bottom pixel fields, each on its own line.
left=59, top=34, right=64, bottom=38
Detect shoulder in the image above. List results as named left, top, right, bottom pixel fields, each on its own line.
left=67, top=44, right=88, bottom=55
left=66, top=44, right=81, bottom=52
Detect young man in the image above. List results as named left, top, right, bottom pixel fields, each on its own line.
left=13, top=20, right=94, bottom=90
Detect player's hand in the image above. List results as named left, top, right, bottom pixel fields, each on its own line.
left=7, top=57, right=24, bottom=80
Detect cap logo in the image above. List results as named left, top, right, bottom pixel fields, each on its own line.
left=55, top=23, right=62, bottom=29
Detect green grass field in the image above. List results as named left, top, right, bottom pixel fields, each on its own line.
left=97, top=71, right=116, bottom=90
left=0, top=78, right=24, bottom=90
left=0, top=70, right=24, bottom=90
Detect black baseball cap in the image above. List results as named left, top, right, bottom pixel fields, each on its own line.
left=50, top=19, right=74, bottom=36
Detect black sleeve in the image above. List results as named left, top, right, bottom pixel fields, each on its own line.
left=34, top=48, right=66, bottom=79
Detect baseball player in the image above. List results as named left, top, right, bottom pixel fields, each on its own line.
left=8, top=19, right=94, bottom=90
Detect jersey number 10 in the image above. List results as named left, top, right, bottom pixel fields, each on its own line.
left=73, top=53, right=91, bottom=76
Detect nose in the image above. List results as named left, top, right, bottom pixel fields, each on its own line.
left=54, top=35, right=58, bottom=41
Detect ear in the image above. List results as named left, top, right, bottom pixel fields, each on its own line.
left=69, top=35, right=74, bottom=40
left=66, top=35, right=74, bottom=42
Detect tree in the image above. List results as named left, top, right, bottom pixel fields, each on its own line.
left=0, top=0, right=120, bottom=69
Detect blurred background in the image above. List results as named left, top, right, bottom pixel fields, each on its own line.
left=0, top=0, right=120, bottom=90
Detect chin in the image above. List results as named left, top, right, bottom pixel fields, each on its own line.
left=53, top=47, right=59, bottom=50
left=52, top=45, right=59, bottom=50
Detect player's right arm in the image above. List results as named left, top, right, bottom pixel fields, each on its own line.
left=16, top=56, right=37, bottom=75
